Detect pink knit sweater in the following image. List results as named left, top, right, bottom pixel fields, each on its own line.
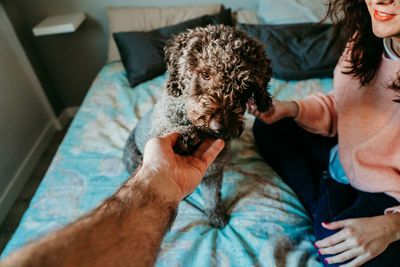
left=294, top=50, right=400, bottom=213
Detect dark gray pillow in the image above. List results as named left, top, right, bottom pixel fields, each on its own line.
left=238, top=23, right=343, bottom=80
left=114, top=8, right=233, bottom=87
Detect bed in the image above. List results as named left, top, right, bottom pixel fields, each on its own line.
left=1, top=2, right=338, bottom=266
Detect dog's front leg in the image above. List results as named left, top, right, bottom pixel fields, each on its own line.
left=201, top=148, right=230, bottom=229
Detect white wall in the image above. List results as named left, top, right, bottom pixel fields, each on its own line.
left=0, top=3, right=59, bottom=224
left=2, top=0, right=259, bottom=108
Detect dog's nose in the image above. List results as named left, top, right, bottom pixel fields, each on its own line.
left=209, top=120, right=222, bottom=132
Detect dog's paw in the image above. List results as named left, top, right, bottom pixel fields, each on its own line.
left=173, top=133, right=202, bottom=155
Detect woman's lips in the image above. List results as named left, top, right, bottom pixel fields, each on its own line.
left=374, top=9, right=396, bottom=21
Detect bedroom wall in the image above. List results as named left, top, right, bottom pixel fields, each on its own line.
left=1, top=0, right=258, bottom=113
left=0, top=4, right=60, bottom=224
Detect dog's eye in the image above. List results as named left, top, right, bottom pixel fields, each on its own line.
left=200, top=72, right=211, bottom=80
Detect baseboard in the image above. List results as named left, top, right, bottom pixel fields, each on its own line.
left=58, top=106, right=79, bottom=129
left=0, top=120, right=59, bottom=225
left=0, top=107, right=79, bottom=225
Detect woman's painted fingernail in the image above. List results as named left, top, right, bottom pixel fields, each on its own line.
left=324, top=259, right=328, bottom=264
left=322, top=222, right=330, bottom=226
left=318, top=250, right=321, bottom=255
left=314, top=243, right=318, bottom=248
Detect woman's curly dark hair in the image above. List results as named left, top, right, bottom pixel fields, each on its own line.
left=325, top=0, right=400, bottom=101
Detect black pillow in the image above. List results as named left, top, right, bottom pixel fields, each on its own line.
left=113, top=8, right=233, bottom=87
left=238, top=23, right=343, bottom=80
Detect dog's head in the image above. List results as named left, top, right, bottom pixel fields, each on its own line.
left=164, top=25, right=272, bottom=140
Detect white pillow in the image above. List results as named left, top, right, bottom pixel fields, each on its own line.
left=258, top=0, right=330, bottom=24
left=106, top=4, right=222, bottom=62
left=234, top=10, right=262, bottom=25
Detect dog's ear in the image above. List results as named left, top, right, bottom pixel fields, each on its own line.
left=252, top=83, right=273, bottom=113
left=164, top=33, right=188, bottom=97
left=251, top=46, right=273, bottom=112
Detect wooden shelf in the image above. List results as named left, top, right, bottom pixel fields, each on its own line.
left=32, top=12, right=86, bottom=36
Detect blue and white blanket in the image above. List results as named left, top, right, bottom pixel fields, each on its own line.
left=2, top=62, right=333, bottom=266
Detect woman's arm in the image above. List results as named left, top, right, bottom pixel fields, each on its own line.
left=0, top=133, right=225, bottom=267
left=315, top=213, right=400, bottom=267
left=293, top=92, right=338, bottom=137
left=248, top=92, right=338, bottom=137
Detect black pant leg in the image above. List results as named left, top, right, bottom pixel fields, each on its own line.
left=252, top=118, right=337, bottom=216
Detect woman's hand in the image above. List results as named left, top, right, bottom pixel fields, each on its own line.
left=247, top=99, right=299, bottom=124
left=315, top=214, right=400, bottom=267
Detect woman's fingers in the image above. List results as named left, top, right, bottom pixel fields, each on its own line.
left=322, top=219, right=352, bottom=230
left=318, top=239, right=354, bottom=255
left=324, top=247, right=361, bottom=264
left=316, top=228, right=349, bottom=248
left=340, top=253, right=372, bottom=267
left=317, top=216, right=395, bottom=266
left=248, top=103, right=260, bottom=116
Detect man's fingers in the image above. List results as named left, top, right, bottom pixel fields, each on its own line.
left=193, top=138, right=225, bottom=167
left=160, top=132, right=179, bottom=147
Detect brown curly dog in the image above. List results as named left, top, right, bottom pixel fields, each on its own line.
left=123, top=24, right=272, bottom=228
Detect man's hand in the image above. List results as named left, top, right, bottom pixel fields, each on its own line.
left=248, top=99, right=299, bottom=124
left=141, top=132, right=225, bottom=200
left=315, top=214, right=400, bottom=266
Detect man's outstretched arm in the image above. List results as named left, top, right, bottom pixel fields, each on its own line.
left=0, top=133, right=224, bottom=267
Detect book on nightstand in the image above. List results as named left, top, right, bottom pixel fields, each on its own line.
left=32, top=12, right=86, bottom=36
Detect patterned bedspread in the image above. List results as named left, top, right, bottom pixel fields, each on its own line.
left=2, top=62, right=333, bottom=266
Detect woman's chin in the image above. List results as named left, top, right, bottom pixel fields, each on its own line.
left=372, top=28, right=392, bottom=39
left=371, top=24, right=400, bottom=39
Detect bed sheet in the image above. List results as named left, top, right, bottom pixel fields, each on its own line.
left=1, top=62, right=333, bottom=266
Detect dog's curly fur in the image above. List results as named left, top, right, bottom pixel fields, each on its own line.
left=123, top=25, right=272, bottom=228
